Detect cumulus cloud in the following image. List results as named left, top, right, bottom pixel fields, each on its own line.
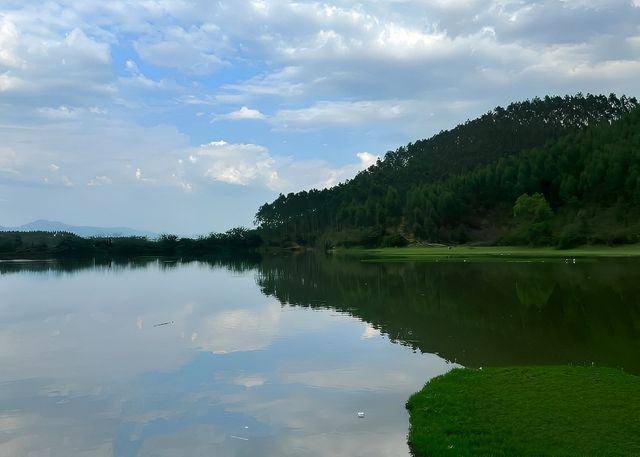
left=0, top=15, right=113, bottom=106
left=190, top=140, right=280, bottom=189
left=184, top=140, right=378, bottom=192
left=213, top=106, right=266, bottom=121
left=0, top=0, right=639, bottom=231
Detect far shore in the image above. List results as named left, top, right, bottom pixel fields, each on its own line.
left=341, top=244, right=640, bottom=262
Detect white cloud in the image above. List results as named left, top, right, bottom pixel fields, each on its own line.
left=0, top=147, right=19, bottom=176
left=36, top=106, right=82, bottom=120
left=1, top=0, right=639, bottom=232
left=214, top=106, right=266, bottom=121
left=218, top=66, right=306, bottom=102
left=120, top=58, right=176, bottom=90
left=87, top=175, right=112, bottom=186
left=0, top=19, right=23, bottom=68
left=0, top=72, right=28, bottom=92
left=64, top=28, right=110, bottom=64
left=273, top=100, right=412, bottom=127
left=125, top=60, right=139, bottom=73
left=185, top=140, right=378, bottom=192
left=192, top=140, right=280, bottom=190
left=357, top=152, right=378, bottom=169
left=133, top=24, right=227, bottom=75
left=288, top=150, right=379, bottom=189
left=0, top=14, right=114, bottom=112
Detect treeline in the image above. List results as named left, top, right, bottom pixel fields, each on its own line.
left=405, top=108, right=640, bottom=246
left=0, top=227, right=262, bottom=259
left=254, top=94, right=640, bottom=247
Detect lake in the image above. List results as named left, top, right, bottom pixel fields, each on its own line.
left=1, top=255, right=639, bottom=456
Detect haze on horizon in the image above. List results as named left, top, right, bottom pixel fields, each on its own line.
left=1, top=0, right=639, bottom=235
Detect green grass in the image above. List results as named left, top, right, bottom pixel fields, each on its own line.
left=407, top=366, right=640, bottom=456
left=344, top=245, right=640, bottom=262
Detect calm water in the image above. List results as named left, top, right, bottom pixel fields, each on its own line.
left=1, top=255, right=639, bottom=456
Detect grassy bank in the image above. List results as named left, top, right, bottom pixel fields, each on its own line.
left=407, top=366, right=640, bottom=456
left=345, top=244, right=640, bottom=262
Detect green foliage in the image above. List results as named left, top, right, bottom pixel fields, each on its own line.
left=0, top=227, right=263, bottom=258
left=380, top=233, right=409, bottom=247
left=513, top=193, right=553, bottom=245
left=354, top=244, right=640, bottom=261
left=254, top=94, right=640, bottom=246
left=513, top=192, right=552, bottom=221
left=158, top=234, right=179, bottom=254
left=0, top=234, right=22, bottom=252
left=258, top=254, right=640, bottom=373
left=407, top=366, right=640, bottom=456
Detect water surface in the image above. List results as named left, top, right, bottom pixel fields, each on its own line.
left=1, top=255, right=639, bottom=456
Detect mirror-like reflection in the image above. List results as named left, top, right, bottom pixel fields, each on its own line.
left=0, top=257, right=449, bottom=457
left=257, top=255, right=640, bottom=373
left=1, top=254, right=639, bottom=456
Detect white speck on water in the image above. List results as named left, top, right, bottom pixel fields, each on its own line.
left=230, top=435, right=249, bottom=441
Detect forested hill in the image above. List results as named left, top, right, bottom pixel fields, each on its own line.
left=255, top=94, right=640, bottom=247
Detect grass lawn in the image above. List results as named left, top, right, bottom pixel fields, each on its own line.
left=347, top=245, right=640, bottom=262
left=406, top=366, right=640, bottom=456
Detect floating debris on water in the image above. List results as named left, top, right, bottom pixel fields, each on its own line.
left=230, top=435, right=249, bottom=441
left=153, top=321, right=174, bottom=327
left=357, top=411, right=365, bottom=418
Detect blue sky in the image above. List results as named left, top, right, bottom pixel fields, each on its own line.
left=1, top=0, right=639, bottom=234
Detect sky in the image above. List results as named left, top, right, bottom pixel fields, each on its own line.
left=1, top=1, right=639, bottom=235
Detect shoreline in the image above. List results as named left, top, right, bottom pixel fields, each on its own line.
left=341, top=244, right=640, bottom=262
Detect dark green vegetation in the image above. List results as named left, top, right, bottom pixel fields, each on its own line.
left=255, top=255, right=640, bottom=374
left=0, top=228, right=262, bottom=259
left=255, top=94, right=640, bottom=247
left=353, top=245, right=640, bottom=261
left=406, top=366, right=640, bottom=456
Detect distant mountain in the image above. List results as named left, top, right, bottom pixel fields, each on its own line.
left=0, top=220, right=158, bottom=238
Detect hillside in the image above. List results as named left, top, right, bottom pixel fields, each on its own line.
left=254, top=93, right=640, bottom=247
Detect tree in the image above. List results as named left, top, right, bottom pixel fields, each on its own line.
left=159, top=234, right=179, bottom=254
left=513, top=193, right=554, bottom=245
